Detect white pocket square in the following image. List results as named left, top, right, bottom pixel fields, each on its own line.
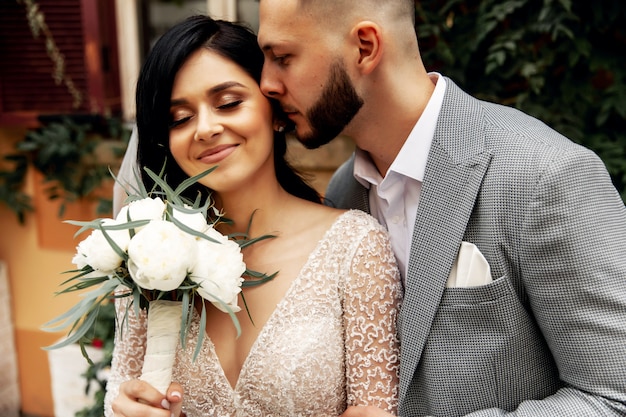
left=446, top=242, right=493, bottom=288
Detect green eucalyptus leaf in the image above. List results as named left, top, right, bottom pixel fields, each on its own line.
left=181, top=291, right=191, bottom=348
left=192, top=302, right=207, bottom=362
left=144, top=167, right=181, bottom=204
left=98, top=223, right=129, bottom=262
left=237, top=234, right=277, bottom=249
left=174, top=166, right=217, bottom=196
left=44, top=308, right=100, bottom=349
left=168, top=213, right=219, bottom=242
left=242, top=270, right=278, bottom=288
left=42, top=297, right=95, bottom=330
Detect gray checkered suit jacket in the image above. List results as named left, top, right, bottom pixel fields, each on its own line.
left=325, top=79, right=626, bottom=416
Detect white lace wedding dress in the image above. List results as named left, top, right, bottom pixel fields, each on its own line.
left=104, top=210, right=402, bottom=416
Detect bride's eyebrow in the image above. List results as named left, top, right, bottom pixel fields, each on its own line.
left=170, top=98, right=188, bottom=107
left=208, top=81, right=247, bottom=95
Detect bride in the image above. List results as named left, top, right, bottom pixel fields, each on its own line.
left=105, top=15, right=402, bottom=417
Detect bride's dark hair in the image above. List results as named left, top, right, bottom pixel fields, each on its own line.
left=135, top=15, right=320, bottom=204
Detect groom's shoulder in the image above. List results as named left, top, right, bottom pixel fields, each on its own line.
left=324, top=154, right=359, bottom=208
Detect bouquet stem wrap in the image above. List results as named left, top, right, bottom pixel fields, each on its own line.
left=139, top=300, right=183, bottom=394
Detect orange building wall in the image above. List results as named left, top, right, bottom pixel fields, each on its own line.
left=1, top=127, right=100, bottom=417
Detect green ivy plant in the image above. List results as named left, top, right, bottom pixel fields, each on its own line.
left=0, top=153, right=32, bottom=224
left=0, top=115, right=130, bottom=223
left=415, top=0, right=626, bottom=202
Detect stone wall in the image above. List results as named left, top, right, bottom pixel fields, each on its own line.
left=0, top=261, right=20, bottom=417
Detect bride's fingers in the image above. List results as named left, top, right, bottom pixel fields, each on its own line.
left=167, top=382, right=184, bottom=417
left=112, top=379, right=171, bottom=416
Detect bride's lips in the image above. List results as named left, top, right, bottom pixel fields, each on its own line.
left=197, top=144, right=238, bottom=164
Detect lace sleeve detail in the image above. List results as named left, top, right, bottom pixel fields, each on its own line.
left=104, top=292, right=148, bottom=417
left=343, top=222, right=403, bottom=414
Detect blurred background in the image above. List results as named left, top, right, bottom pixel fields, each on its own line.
left=0, top=1, right=624, bottom=416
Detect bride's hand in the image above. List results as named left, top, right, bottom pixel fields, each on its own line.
left=340, top=405, right=395, bottom=417
left=112, top=379, right=186, bottom=417
left=167, top=382, right=185, bottom=417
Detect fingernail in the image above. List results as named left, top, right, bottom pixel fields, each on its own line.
left=171, top=413, right=175, bottom=417
left=161, top=399, right=171, bottom=409
left=171, top=391, right=182, bottom=399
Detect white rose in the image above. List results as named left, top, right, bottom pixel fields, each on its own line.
left=127, top=220, right=197, bottom=291
left=172, top=205, right=209, bottom=233
left=116, top=197, right=166, bottom=231
left=72, top=219, right=131, bottom=276
left=190, top=227, right=245, bottom=312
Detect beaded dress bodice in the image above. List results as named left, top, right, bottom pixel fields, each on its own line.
left=105, top=210, right=402, bottom=416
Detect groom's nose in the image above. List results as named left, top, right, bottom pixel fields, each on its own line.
left=260, top=64, right=284, bottom=98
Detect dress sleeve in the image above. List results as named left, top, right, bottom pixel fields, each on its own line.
left=343, top=223, right=403, bottom=414
left=103, top=292, right=148, bottom=417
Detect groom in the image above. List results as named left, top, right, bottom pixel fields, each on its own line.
left=257, top=0, right=626, bottom=416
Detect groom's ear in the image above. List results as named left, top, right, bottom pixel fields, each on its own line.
left=350, top=21, right=383, bottom=75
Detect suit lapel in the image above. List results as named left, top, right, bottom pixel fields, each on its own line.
left=349, top=181, right=369, bottom=213
left=398, top=79, right=493, bottom=404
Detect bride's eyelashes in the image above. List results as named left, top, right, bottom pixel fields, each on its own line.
left=169, top=116, right=191, bottom=129
left=216, top=99, right=243, bottom=110
left=169, top=97, right=246, bottom=129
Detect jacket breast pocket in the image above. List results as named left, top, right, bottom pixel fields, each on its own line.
left=440, top=272, right=512, bottom=305
left=410, top=274, right=560, bottom=414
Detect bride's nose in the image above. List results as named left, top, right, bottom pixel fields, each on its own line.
left=194, top=108, right=224, bottom=141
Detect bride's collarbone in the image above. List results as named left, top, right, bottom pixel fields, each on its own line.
left=243, top=233, right=315, bottom=275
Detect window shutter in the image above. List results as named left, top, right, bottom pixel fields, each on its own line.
left=0, top=0, right=121, bottom=126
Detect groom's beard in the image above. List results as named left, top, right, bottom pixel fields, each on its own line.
left=298, top=61, right=363, bottom=149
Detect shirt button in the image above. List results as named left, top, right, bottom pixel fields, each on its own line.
left=391, top=215, right=401, bottom=224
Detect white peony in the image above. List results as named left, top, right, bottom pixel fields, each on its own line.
left=172, top=205, right=209, bottom=233
left=204, top=226, right=230, bottom=244
left=116, top=197, right=166, bottom=231
left=127, top=220, right=198, bottom=291
left=72, top=218, right=131, bottom=276
left=190, top=227, right=246, bottom=312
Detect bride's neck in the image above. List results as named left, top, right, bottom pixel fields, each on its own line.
left=213, top=184, right=296, bottom=237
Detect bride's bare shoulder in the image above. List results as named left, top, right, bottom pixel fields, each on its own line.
left=298, top=199, right=346, bottom=223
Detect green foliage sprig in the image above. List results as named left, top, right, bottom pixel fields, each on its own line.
left=74, top=302, right=115, bottom=417
left=415, top=0, right=626, bottom=202
left=0, top=153, right=32, bottom=224
left=0, top=115, right=131, bottom=223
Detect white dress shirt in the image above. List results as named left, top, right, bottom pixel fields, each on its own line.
left=353, top=73, right=446, bottom=282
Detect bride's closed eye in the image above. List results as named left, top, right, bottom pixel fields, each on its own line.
left=168, top=91, right=246, bottom=128
left=216, top=96, right=243, bottom=110
left=169, top=111, right=193, bottom=129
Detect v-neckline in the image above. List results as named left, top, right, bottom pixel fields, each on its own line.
left=203, top=211, right=349, bottom=392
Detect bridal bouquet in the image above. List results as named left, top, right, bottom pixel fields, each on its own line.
left=44, top=166, right=274, bottom=394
